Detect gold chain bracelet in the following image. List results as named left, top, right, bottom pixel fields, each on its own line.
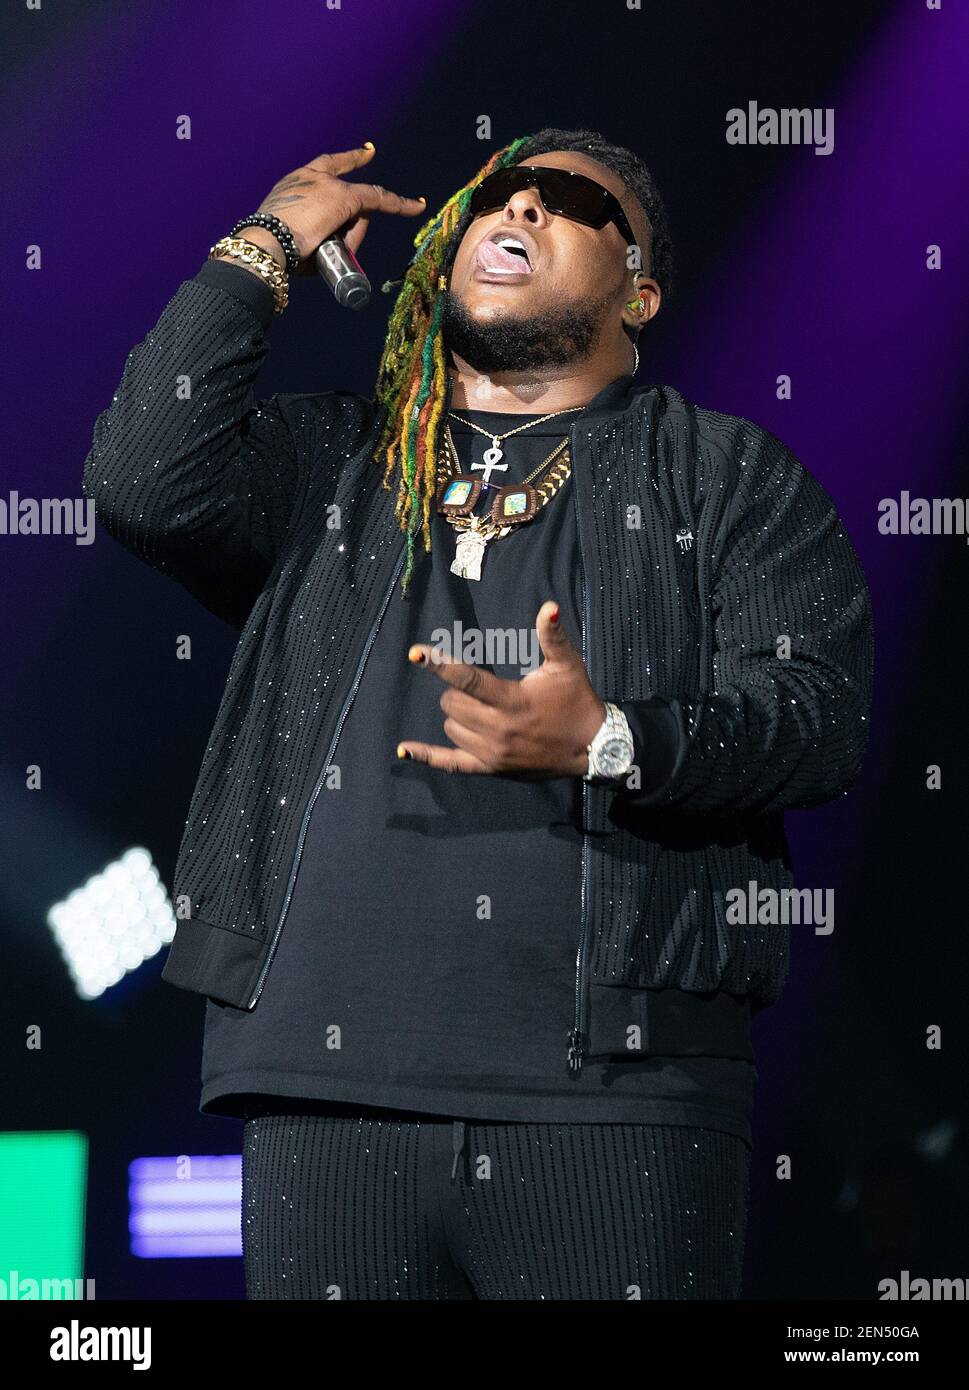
left=208, top=236, right=289, bottom=314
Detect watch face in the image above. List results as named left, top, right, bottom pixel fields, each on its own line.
left=599, top=736, right=633, bottom=778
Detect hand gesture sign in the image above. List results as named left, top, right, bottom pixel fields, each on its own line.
left=396, top=601, right=606, bottom=779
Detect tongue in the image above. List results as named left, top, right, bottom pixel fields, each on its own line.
left=477, top=239, right=531, bottom=273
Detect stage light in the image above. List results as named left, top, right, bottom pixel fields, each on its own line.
left=0, top=1132, right=88, bottom=1294
left=46, top=848, right=176, bottom=999
left=128, top=1155, right=242, bottom=1258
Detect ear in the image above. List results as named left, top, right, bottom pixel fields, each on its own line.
left=620, top=272, right=662, bottom=332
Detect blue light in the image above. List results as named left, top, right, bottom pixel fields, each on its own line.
left=128, top=1155, right=241, bottom=1259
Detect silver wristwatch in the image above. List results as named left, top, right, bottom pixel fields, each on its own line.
left=583, top=701, right=635, bottom=783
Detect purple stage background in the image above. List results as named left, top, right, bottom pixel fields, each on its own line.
left=1, top=0, right=966, bottom=1300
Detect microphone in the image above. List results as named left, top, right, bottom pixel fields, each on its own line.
left=314, top=236, right=371, bottom=310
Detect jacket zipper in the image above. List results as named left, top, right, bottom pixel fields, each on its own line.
left=567, top=417, right=592, bottom=1073
left=247, top=540, right=407, bottom=1008
left=249, top=380, right=455, bottom=1008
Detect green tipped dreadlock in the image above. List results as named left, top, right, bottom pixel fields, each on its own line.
left=374, top=135, right=530, bottom=596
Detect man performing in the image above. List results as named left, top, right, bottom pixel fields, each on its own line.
left=83, top=127, right=873, bottom=1300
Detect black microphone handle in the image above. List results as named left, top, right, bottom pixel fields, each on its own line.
left=314, top=236, right=371, bottom=310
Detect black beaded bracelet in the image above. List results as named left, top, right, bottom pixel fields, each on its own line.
left=228, top=213, right=300, bottom=276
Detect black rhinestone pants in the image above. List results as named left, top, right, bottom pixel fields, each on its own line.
left=240, top=1102, right=751, bottom=1300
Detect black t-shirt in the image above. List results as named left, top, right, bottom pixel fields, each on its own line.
left=199, top=403, right=757, bottom=1144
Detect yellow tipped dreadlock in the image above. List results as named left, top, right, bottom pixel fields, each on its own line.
left=374, top=135, right=530, bottom=596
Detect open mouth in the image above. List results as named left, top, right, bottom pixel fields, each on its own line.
left=475, top=233, right=534, bottom=275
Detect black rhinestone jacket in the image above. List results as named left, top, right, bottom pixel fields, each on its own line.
left=82, top=260, right=873, bottom=1067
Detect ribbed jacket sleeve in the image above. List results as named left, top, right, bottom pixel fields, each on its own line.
left=82, top=259, right=307, bottom=629
left=614, top=427, right=873, bottom=816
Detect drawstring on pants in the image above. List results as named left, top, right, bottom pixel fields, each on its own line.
left=450, top=1120, right=466, bottom=1181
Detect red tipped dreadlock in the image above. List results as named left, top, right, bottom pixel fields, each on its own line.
left=373, top=136, right=530, bottom=596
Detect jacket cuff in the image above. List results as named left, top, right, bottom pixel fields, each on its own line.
left=193, top=257, right=277, bottom=330
left=613, top=696, right=684, bottom=799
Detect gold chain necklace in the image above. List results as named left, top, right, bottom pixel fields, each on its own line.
left=436, top=424, right=572, bottom=582
left=446, top=405, right=584, bottom=489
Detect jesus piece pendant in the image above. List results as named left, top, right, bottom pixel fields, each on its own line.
left=450, top=519, right=490, bottom=581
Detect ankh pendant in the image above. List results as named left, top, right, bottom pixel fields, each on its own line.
left=471, top=442, right=509, bottom=488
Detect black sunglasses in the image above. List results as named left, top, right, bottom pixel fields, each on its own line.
left=467, top=165, right=638, bottom=250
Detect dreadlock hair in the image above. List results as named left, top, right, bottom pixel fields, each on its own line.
left=373, top=128, right=673, bottom=596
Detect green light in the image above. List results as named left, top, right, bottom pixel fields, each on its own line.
left=0, top=1132, right=88, bottom=1298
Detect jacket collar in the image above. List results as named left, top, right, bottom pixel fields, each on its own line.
left=572, top=370, right=645, bottom=423
left=439, top=369, right=652, bottom=429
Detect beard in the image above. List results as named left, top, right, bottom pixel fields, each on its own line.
left=442, top=286, right=616, bottom=374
